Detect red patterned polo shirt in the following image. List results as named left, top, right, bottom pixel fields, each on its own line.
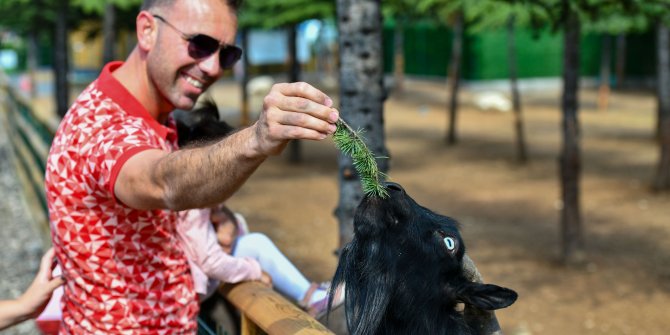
left=45, top=62, right=198, bottom=334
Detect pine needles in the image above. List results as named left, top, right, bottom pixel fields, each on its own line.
left=332, top=118, right=389, bottom=199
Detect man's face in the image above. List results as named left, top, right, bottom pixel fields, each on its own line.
left=146, top=0, right=238, bottom=111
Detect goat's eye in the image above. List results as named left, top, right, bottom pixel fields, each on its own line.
left=435, top=230, right=459, bottom=255
left=443, top=236, right=456, bottom=250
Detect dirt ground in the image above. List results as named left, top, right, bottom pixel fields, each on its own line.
left=34, top=75, right=670, bottom=334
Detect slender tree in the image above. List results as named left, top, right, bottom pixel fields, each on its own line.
left=598, top=35, right=612, bottom=111
left=287, top=23, right=302, bottom=163
left=615, top=34, right=626, bottom=88
left=466, top=0, right=539, bottom=162
left=382, top=0, right=423, bottom=96
left=654, top=22, right=670, bottom=190
left=239, top=29, right=251, bottom=126
left=559, top=7, right=583, bottom=263
left=507, top=14, right=528, bottom=163
left=446, top=11, right=463, bottom=145
left=53, top=0, right=70, bottom=117
left=102, top=2, right=117, bottom=64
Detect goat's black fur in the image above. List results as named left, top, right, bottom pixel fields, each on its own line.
left=329, top=183, right=517, bottom=335
left=173, top=98, right=235, bottom=147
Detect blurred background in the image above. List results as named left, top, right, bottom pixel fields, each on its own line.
left=1, top=0, right=669, bottom=334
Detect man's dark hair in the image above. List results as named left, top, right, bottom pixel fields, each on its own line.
left=141, top=0, right=243, bottom=13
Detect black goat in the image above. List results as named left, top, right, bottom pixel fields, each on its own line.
left=329, top=182, right=517, bottom=335
left=173, top=98, right=235, bottom=147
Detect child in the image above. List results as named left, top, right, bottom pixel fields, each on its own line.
left=178, top=202, right=343, bottom=320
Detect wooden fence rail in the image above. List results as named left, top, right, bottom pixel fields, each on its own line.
left=0, top=72, right=57, bottom=247
left=0, top=71, right=332, bottom=335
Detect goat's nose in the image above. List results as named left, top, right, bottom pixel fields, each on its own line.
left=385, top=182, right=404, bottom=193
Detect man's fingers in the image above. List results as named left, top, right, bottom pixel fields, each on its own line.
left=268, top=96, right=339, bottom=123
left=271, top=82, right=333, bottom=108
left=274, top=109, right=337, bottom=137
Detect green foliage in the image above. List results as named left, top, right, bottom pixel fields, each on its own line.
left=239, top=0, right=334, bottom=29
left=332, top=118, right=389, bottom=199
left=72, top=0, right=141, bottom=14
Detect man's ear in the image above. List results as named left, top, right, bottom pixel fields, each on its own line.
left=136, top=11, right=157, bottom=52
left=456, top=282, right=518, bottom=310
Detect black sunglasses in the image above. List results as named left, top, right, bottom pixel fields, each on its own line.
left=153, top=14, right=242, bottom=69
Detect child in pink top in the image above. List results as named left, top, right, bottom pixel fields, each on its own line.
left=177, top=204, right=341, bottom=318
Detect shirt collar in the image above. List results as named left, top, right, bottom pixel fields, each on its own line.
left=97, top=61, right=174, bottom=140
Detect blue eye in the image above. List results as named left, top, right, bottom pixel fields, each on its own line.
left=443, top=237, right=456, bottom=250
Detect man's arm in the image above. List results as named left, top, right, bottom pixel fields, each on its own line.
left=115, top=82, right=339, bottom=210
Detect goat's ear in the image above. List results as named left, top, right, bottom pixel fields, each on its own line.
left=457, top=282, right=518, bottom=310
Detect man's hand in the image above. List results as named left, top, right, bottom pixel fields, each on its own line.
left=252, top=82, right=339, bottom=156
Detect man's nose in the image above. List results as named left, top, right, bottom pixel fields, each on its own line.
left=198, top=52, right=222, bottom=78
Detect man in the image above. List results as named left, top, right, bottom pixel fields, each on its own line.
left=45, top=0, right=338, bottom=333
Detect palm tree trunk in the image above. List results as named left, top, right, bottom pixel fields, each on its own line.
left=335, top=0, right=389, bottom=248
left=446, top=12, right=463, bottom=145
left=654, top=22, right=670, bottom=191
left=507, top=15, right=527, bottom=163
left=560, top=12, right=583, bottom=263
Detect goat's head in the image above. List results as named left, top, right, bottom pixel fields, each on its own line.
left=330, top=182, right=517, bottom=335
left=173, top=98, right=235, bottom=147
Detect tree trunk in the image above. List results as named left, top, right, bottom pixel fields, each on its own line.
left=54, top=0, right=70, bottom=117
left=507, top=15, right=527, bottom=163
left=240, top=29, right=251, bottom=127
left=446, top=13, right=463, bottom=145
left=102, top=2, right=117, bottom=64
left=26, top=30, right=39, bottom=99
left=654, top=22, right=670, bottom=191
left=393, top=17, right=405, bottom=96
left=335, top=0, right=389, bottom=248
left=615, top=34, right=626, bottom=88
left=598, top=35, right=611, bottom=111
left=560, top=12, right=583, bottom=263
left=287, top=24, right=302, bottom=163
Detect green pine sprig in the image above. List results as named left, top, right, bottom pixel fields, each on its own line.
left=333, top=118, right=389, bottom=199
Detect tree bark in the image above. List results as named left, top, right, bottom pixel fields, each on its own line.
left=102, top=2, right=117, bottom=64
left=507, top=15, right=527, bottom=163
left=446, top=12, right=463, bottom=145
left=287, top=24, right=303, bottom=163
left=654, top=22, right=670, bottom=191
left=598, top=35, right=611, bottom=111
left=615, top=34, right=626, bottom=88
left=560, top=12, right=583, bottom=263
left=54, top=0, right=70, bottom=118
left=393, top=17, right=405, bottom=96
left=335, top=0, right=389, bottom=248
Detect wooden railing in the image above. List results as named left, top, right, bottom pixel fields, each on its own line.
left=0, top=71, right=334, bottom=335
left=0, top=72, right=58, bottom=246
left=221, top=282, right=334, bottom=335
